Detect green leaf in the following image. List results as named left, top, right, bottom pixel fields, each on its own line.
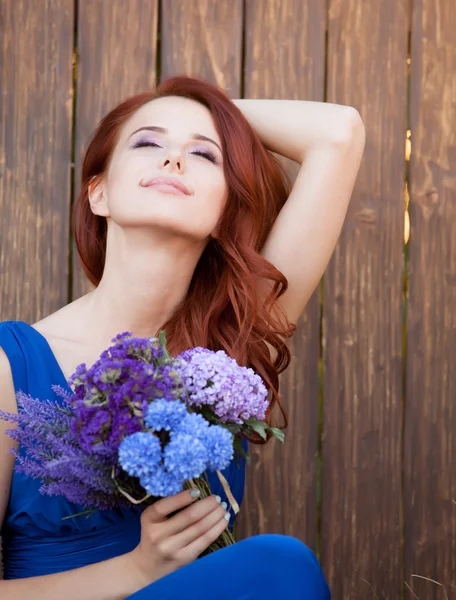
left=233, top=435, right=250, bottom=465
left=223, top=423, right=242, bottom=435
left=245, top=419, right=268, bottom=440
left=268, top=427, right=285, bottom=443
left=244, top=419, right=285, bottom=443
left=200, top=405, right=220, bottom=424
left=158, top=330, right=170, bottom=360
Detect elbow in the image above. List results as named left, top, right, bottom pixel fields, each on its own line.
left=331, top=107, right=366, bottom=149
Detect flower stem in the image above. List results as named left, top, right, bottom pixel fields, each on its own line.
left=184, top=477, right=236, bottom=554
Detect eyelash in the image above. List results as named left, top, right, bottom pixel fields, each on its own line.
left=133, top=140, right=217, bottom=164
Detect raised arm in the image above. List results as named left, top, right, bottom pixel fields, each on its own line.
left=233, top=99, right=366, bottom=324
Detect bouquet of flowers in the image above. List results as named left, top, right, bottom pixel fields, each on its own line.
left=0, top=331, right=284, bottom=554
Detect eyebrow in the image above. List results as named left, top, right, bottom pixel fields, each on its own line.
left=128, top=126, right=222, bottom=153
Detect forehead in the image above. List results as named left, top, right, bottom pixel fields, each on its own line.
left=121, top=96, right=221, bottom=143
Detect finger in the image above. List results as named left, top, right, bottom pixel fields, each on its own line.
left=166, top=503, right=230, bottom=552
left=160, top=494, right=224, bottom=537
left=174, top=513, right=230, bottom=563
left=142, top=488, right=202, bottom=524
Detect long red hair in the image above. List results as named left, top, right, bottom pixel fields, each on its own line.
left=73, top=76, right=296, bottom=443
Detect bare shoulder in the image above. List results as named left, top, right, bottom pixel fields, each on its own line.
left=0, top=346, right=18, bottom=529
left=0, top=346, right=17, bottom=413
left=31, top=297, right=86, bottom=341
left=0, top=301, right=86, bottom=405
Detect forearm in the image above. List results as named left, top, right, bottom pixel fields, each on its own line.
left=232, top=99, right=363, bottom=163
left=0, top=550, right=148, bottom=600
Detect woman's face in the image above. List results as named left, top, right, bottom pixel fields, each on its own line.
left=91, top=96, right=228, bottom=241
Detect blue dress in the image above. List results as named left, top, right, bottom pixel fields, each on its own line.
left=0, top=320, right=330, bottom=598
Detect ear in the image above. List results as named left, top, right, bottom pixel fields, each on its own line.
left=88, top=176, right=110, bottom=217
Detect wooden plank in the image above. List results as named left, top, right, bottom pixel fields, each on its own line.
left=404, top=1, right=456, bottom=598
left=72, top=0, right=159, bottom=300
left=160, top=0, right=243, bottom=96
left=0, top=0, right=74, bottom=322
left=235, top=0, right=326, bottom=551
left=322, top=1, right=409, bottom=598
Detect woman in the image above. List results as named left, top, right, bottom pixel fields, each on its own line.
left=0, top=76, right=365, bottom=598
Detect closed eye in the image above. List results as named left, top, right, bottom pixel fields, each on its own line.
left=191, top=150, right=217, bottom=163
left=133, top=140, right=218, bottom=164
left=133, top=141, right=161, bottom=149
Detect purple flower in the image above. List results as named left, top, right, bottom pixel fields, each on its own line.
left=176, top=347, right=269, bottom=424
left=69, top=333, right=185, bottom=456
left=0, top=386, right=127, bottom=510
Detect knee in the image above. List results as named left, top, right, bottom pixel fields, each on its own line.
left=239, top=533, right=317, bottom=567
left=237, top=534, right=330, bottom=599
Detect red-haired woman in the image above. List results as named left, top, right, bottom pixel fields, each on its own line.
left=0, top=76, right=365, bottom=598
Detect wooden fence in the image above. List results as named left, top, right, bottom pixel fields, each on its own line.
left=1, top=1, right=455, bottom=598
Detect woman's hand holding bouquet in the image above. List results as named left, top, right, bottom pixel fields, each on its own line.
left=126, top=489, right=230, bottom=585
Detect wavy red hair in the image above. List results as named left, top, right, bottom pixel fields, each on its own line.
left=73, top=76, right=296, bottom=443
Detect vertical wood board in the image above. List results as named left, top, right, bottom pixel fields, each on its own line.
left=0, top=0, right=74, bottom=322
left=322, top=1, right=409, bottom=597
left=405, top=1, right=456, bottom=597
left=161, top=0, right=243, bottom=96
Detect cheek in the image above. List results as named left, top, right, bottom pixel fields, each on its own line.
left=104, top=158, right=143, bottom=208
left=203, top=175, right=228, bottom=218
left=108, top=156, right=142, bottom=188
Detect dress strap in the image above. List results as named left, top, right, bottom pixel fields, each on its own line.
left=0, top=321, right=28, bottom=394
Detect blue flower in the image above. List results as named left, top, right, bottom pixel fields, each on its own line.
left=174, top=412, right=209, bottom=438
left=202, top=426, right=234, bottom=471
left=141, top=466, right=183, bottom=497
left=172, top=412, right=234, bottom=472
left=163, top=433, right=208, bottom=481
left=118, top=432, right=162, bottom=479
left=145, top=399, right=189, bottom=432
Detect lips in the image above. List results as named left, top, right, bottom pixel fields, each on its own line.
left=140, top=176, right=191, bottom=196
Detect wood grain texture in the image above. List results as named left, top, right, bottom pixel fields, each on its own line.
left=235, top=0, right=326, bottom=552
left=404, top=1, right=456, bottom=598
left=160, top=0, right=243, bottom=96
left=0, top=0, right=74, bottom=322
left=321, top=1, right=409, bottom=598
left=72, top=0, right=159, bottom=300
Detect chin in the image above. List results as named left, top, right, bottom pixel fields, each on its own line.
left=111, top=203, right=218, bottom=239
left=123, top=217, right=213, bottom=240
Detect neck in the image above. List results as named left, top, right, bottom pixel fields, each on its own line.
left=82, top=225, right=207, bottom=344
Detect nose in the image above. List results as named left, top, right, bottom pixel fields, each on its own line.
left=159, top=147, right=186, bottom=173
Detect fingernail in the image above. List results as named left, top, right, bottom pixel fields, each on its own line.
left=190, top=489, right=201, bottom=498
left=215, top=495, right=222, bottom=504
left=224, top=512, right=230, bottom=521
left=221, top=501, right=228, bottom=510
